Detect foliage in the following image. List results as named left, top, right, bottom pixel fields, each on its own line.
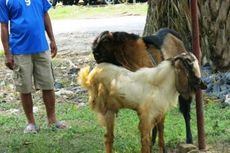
left=56, top=0, right=147, bottom=6
left=58, top=0, right=79, bottom=6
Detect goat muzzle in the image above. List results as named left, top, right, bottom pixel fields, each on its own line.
left=198, top=79, right=207, bottom=90
left=191, top=77, right=207, bottom=91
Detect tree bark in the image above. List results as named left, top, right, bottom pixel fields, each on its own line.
left=199, top=0, right=230, bottom=71
left=143, top=0, right=230, bottom=71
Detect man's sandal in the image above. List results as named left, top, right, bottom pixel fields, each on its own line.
left=49, top=121, right=67, bottom=130
left=24, top=124, right=40, bottom=134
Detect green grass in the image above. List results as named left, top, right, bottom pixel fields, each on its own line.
left=49, top=3, right=148, bottom=19
left=0, top=96, right=230, bottom=153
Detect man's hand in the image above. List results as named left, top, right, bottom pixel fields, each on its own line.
left=5, top=54, right=14, bottom=70
left=44, top=13, right=57, bottom=58
left=50, top=40, right=57, bottom=58
left=1, top=23, right=13, bottom=69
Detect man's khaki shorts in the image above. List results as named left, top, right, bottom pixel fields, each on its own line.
left=13, top=51, right=55, bottom=93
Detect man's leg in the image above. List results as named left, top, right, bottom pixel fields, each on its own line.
left=13, top=55, right=38, bottom=133
left=42, top=89, right=66, bottom=128
left=34, top=52, right=66, bottom=128
left=20, top=93, right=35, bottom=124
left=42, top=89, right=57, bottom=124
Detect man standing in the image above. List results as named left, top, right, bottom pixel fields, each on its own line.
left=0, top=0, right=65, bottom=133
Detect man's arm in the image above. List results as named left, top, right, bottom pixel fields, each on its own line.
left=44, top=12, right=57, bottom=58
left=1, top=23, right=14, bottom=70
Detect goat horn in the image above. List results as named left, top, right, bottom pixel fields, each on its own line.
left=173, top=53, right=195, bottom=65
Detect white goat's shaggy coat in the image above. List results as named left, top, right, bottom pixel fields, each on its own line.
left=78, top=53, right=201, bottom=153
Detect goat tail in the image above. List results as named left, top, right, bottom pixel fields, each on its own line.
left=78, top=66, right=91, bottom=89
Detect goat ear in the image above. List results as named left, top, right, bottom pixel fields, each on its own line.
left=174, top=60, right=190, bottom=94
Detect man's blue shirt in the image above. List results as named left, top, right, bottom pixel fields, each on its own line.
left=0, top=0, right=52, bottom=55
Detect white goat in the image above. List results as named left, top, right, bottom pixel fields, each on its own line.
left=78, top=52, right=206, bottom=153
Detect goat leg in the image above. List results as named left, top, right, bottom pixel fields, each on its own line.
left=157, top=116, right=166, bottom=153
left=179, top=95, right=193, bottom=144
left=103, top=111, right=115, bottom=153
left=184, top=111, right=193, bottom=144
left=139, top=115, right=152, bottom=153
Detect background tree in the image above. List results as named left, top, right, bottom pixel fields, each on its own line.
left=143, top=0, right=230, bottom=71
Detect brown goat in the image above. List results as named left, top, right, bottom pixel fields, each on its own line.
left=92, top=29, right=186, bottom=70
left=92, top=28, right=196, bottom=149
left=78, top=52, right=206, bottom=153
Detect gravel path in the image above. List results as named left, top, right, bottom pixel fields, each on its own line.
left=53, top=16, right=145, bottom=55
